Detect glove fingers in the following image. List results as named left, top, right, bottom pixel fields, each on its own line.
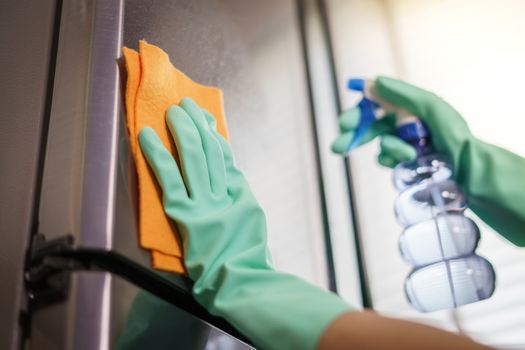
left=166, top=105, right=211, bottom=198
left=338, top=107, right=360, bottom=132
left=363, top=114, right=396, bottom=143
left=138, top=127, right=189, bottom=205
left=202, top=109, right=247, bottom=187
left=375, top=76, right=436, bottom=119
left=179, top=98, right=227, bottom=197
left=331, top=131, right=355, bottom=154
left=202, top=109, right=234, bottom=167
left=378, top=135, right=417, bottom=167
left=375, top=76, right=466, bottom=135
left=202, top=108, right=218, bottom=131
left=331, top=113, right=396, bottom=154
left=377, top=153, right=398, bottom=168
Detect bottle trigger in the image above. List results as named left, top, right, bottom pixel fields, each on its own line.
left=346, top=79, right=378, bottom=152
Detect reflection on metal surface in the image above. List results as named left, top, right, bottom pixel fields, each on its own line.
left=80, top=0, right=123, bottom=250
left=76, top=1, right=123, bottom=348
left=34, top=0, right=124, bottom=349
left=77, top=0, right=124, bottom=348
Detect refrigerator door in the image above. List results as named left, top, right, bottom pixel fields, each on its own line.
left=31, top=0, right=334, bottom=349
left=0, top=1, right=58, bottom=349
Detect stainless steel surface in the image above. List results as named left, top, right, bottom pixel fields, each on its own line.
left=33, top=0, right=335, bottom=348
left=38, top=0, right=95, bottom=244
left=80, top=0, right=123, bottom=250
left=38, top=0, right=123, bottom=250
left=73, top=2, right=123, bottom=348
left=34, top=1, right=123, bottom=349
left=0, top=1, right=57, bottom=349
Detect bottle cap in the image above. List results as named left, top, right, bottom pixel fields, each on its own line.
left=396, top=120, right=429, bottom=142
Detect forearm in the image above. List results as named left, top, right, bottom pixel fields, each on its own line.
left=181, top=201, right=352, bottom=350
left=193, top=257, right=351, bottom=350
left=318, top=310, right=494, bottom=350
left=458, top=138, right=525, bottom=246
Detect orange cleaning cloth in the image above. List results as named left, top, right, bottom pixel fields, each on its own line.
left=123, top=41, right=229, bottom=273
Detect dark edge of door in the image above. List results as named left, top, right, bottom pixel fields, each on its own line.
left=21, top=0, right=64, bottom=347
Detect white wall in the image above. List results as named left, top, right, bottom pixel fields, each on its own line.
left=385, top=0, right=525, bottom=156
left=326, top=0, right=525, bottom=347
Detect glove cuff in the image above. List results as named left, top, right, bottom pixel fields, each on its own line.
left=199, top=269, right=353, bottom=350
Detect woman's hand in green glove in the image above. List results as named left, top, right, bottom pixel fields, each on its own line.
left=138, top=97, right=269, bottom=284
left=331, top=76, right=472, bottom=171
left=332, top=76, right=525, bottom=247
left=138, top=97, right=351, bottom=350
left=331, top=106, right=417, bottom=167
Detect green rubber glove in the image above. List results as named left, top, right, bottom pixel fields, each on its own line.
left=331, top=105, right=418, bottom=167
left=332, top=76, right=525, bottom=247
left=138, top=97, right=351, bottom=350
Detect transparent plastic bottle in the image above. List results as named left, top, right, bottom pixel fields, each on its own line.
left=393, top=120, right=495, bottom=312
left=348, top=78, right=496, bottom=312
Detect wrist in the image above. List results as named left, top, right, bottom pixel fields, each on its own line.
left=201, top=268, right=353, bottom=350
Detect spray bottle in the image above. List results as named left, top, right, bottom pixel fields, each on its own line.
left=347, top=78, right=495, bottom=312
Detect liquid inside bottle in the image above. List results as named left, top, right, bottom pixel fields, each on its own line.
left=393, top=121, right=495, bottom=312
left=404, top=255, right=495, bottom=312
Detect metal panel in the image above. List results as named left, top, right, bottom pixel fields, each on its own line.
left=32, top=0, right=328, bottom=348
left=33, top=1, right=123, bottom=349
left=0, top=1, right=57, bottom=349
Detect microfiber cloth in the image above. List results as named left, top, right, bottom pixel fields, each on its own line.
left=123, top=41, right=229, bottom=273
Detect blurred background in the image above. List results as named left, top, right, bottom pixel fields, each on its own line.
left=326, top=1, right=525, bottom=347
left=1, top=0, right=524, bottom=349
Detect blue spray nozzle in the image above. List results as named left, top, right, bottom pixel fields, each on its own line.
left=396, top=120, right=430, bottom=141
left=346, top=78, right=377, bottom=152
left=347, top=98, right=376, bottom=151
left=396, top=120, right=433, bottom=156
left=347, top=78, right=365, bottom=92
